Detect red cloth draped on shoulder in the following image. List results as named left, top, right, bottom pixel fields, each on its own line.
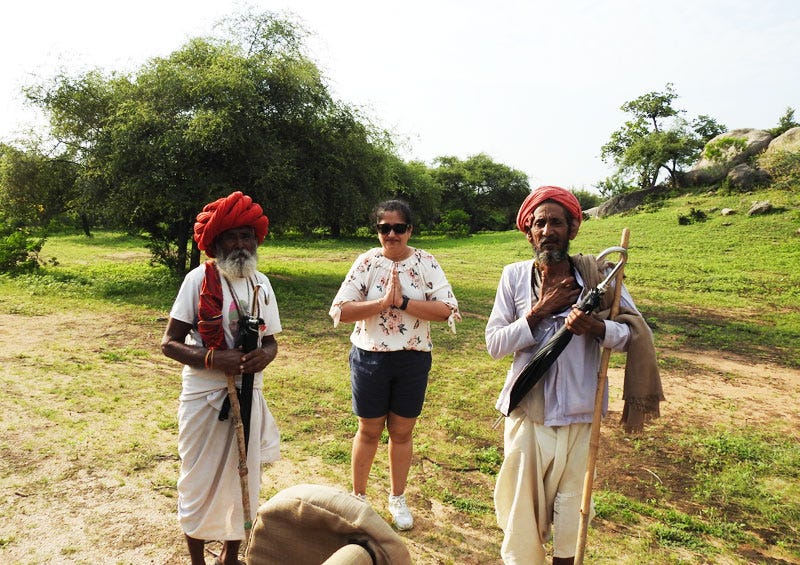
left=198, top=261, right=227, bottom=351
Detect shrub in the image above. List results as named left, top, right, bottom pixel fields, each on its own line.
left=677, top=208, right=707, bottom=225
left=758, top=149, right=800, bottom=190
left=435, top=209, right=471, bottom=237
left=703, top=137, right=748, bottom=163
left=0, top=221, right=44, bottom=273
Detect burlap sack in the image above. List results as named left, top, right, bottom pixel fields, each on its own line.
left=245, top=484, right=412, bottom=565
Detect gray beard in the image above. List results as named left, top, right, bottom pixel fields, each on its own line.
left=216, top=249, right=258, bottom=279
left=534, top=246, right=570, bottom=266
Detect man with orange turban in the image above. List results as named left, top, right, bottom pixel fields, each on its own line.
left=162, top=191, right=282, bottom=565
left=486, top=186, right=662, bottom=564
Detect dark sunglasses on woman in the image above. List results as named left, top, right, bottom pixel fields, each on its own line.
left=376, top=223, right=409, bottom=235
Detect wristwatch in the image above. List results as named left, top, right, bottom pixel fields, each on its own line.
left=399, top=295, right=410, bottom=310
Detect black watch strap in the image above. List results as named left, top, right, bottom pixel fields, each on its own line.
left=399, top=295, right=410, bottom=310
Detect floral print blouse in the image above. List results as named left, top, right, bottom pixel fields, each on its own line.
left=329, top=247, right=460, bottom=352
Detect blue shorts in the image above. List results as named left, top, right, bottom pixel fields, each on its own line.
left=349, top=346, right=432, bottom=419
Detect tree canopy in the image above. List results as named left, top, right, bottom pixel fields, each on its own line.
left=600, top=83, right=726, bottom=194
left=23, top=10, right=397, bottom=276
left=431, top=153, right=530, bottom=233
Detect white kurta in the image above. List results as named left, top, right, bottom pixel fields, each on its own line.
left=170, top=265, right=282, bottom=540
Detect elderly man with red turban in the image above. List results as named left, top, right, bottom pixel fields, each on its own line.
left=486, top=186, right=662, bottom=564
left=162, top=191, right=282, bottom=565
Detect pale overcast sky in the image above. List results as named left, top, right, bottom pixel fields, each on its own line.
left=1, top=0, right=798, bottom=189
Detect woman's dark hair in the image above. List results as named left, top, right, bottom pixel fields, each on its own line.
left=371, top=199, right=413, bottom=226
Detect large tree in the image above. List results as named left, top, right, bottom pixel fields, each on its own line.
left=431, top=153, right=530, bottom=233
left=25, top=10, right=394, bottom=275
left=600, top=84, right=725, bottom=192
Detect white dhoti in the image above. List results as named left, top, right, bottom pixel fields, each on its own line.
left=494, top=410, right=593, bottom=564
left=177, top=388, right=280, bottom=540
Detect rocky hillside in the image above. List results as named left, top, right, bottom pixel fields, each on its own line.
left=598, top=126, right=800, bottom=217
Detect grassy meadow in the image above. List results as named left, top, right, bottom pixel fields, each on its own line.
left=1, top=186, right=799, bottom=564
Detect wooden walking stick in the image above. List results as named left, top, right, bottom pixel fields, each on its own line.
left=226, top=373, right=253, bottom=535
left=575, top=227, right=629, bottom=564
left=226, top=285, right=265, bottom=541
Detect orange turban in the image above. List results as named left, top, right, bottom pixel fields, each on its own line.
left=193, top=191, right=269, bottom=258
left=515, top=185, right=582, bottom=233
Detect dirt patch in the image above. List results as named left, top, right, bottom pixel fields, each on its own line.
left=1, top=310, right=798, bottom=564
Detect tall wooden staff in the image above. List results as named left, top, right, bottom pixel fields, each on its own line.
left=230, top=285, right=266, bottom=539
left=226, top=373, right=253, bottom=535
left=574, top=228, right=629, bottom=564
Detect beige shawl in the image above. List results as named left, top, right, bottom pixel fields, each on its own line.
left=572, top=254, right=664, bottom=433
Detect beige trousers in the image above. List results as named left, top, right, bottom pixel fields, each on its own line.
left=494, top=410, right=593, bottom=564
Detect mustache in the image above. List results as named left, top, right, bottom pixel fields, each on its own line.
left=227, top=249, right=252, bottom=260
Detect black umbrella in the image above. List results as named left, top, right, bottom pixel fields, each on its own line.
left=238, top=313, right=263, bottom=452
left=500, top=246, right=628, bottom=418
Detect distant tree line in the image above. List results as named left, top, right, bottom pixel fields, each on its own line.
left=0, top=10, right=537, bottom=276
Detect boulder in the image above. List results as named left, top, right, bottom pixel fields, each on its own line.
left=747, top=200, right=772, bottom=216
left=583, top=206, right=600, bottom=219
left=720, top=208, right=736, bottom=216
left=685, top=128, right=774, bottom=186
left=726, top=163, right=771, bottom=190
left=597, top=186, right=662, bottom=217
left=764, top=126, right=800, bottom=154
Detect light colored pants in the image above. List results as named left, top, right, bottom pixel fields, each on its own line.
left=494, top=411, right=594, bottom=564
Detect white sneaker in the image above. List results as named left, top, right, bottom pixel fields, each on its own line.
left=352, top=492, right=368, bottom=503
left=388, top=493, right=413, bottom=530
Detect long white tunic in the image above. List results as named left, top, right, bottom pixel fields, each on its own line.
left=170, top=265, right=282, bottom=540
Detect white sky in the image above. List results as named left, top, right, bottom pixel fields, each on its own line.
left=1, top=0, right=798, bottom=189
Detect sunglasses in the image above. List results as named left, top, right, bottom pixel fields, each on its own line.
left=376, top=223, right=410, bottom=235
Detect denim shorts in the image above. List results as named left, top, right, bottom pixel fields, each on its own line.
left=349, top=346, right=432, bottom=418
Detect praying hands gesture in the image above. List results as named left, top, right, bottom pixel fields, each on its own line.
left=380, top=262, right=402, bottom=310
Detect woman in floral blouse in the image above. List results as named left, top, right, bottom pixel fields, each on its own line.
left=329, top=199, right=460, bottom=530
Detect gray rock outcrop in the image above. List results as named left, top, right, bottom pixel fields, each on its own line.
left=727, top=163, right=771, bottom=190
left=764, top=126, right=800, bottom=154
left=684, top=128, right=773, bottom=186
left=597, top=186, right=662, bottom=217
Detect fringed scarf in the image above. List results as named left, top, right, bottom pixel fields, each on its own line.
left=572, top=254, right=665, bottom=433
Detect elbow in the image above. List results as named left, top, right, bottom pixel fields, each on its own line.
left=485, top=340, right=503, bottom=360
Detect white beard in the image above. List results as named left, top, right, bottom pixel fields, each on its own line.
left=216, top=248, right=258, bottom=279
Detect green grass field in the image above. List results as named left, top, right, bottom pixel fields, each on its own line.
left=1, top=186, right=799, bottom=563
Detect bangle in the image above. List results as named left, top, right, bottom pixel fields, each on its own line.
left=204, top=348, right=213, bottom=369
left=399, top=295, right=410, bottom=310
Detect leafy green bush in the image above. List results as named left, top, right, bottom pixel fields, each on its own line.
left=435, top=209, right=470, bottom=236
left=677, top=207, right=707, bottom=225
left=0, top=221, right=44, bottom=273
left=703, top=137, right=747, bottom=163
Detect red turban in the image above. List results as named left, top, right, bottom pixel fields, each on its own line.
left=193, top=191, right=269, bottom=257
left=515, top=185, right=583, bottom=233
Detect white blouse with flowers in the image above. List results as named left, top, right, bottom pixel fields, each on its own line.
left=329, top=247, right=460, bottom=352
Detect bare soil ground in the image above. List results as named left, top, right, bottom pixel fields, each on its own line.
left=1, top=309, right=799, bottom=564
